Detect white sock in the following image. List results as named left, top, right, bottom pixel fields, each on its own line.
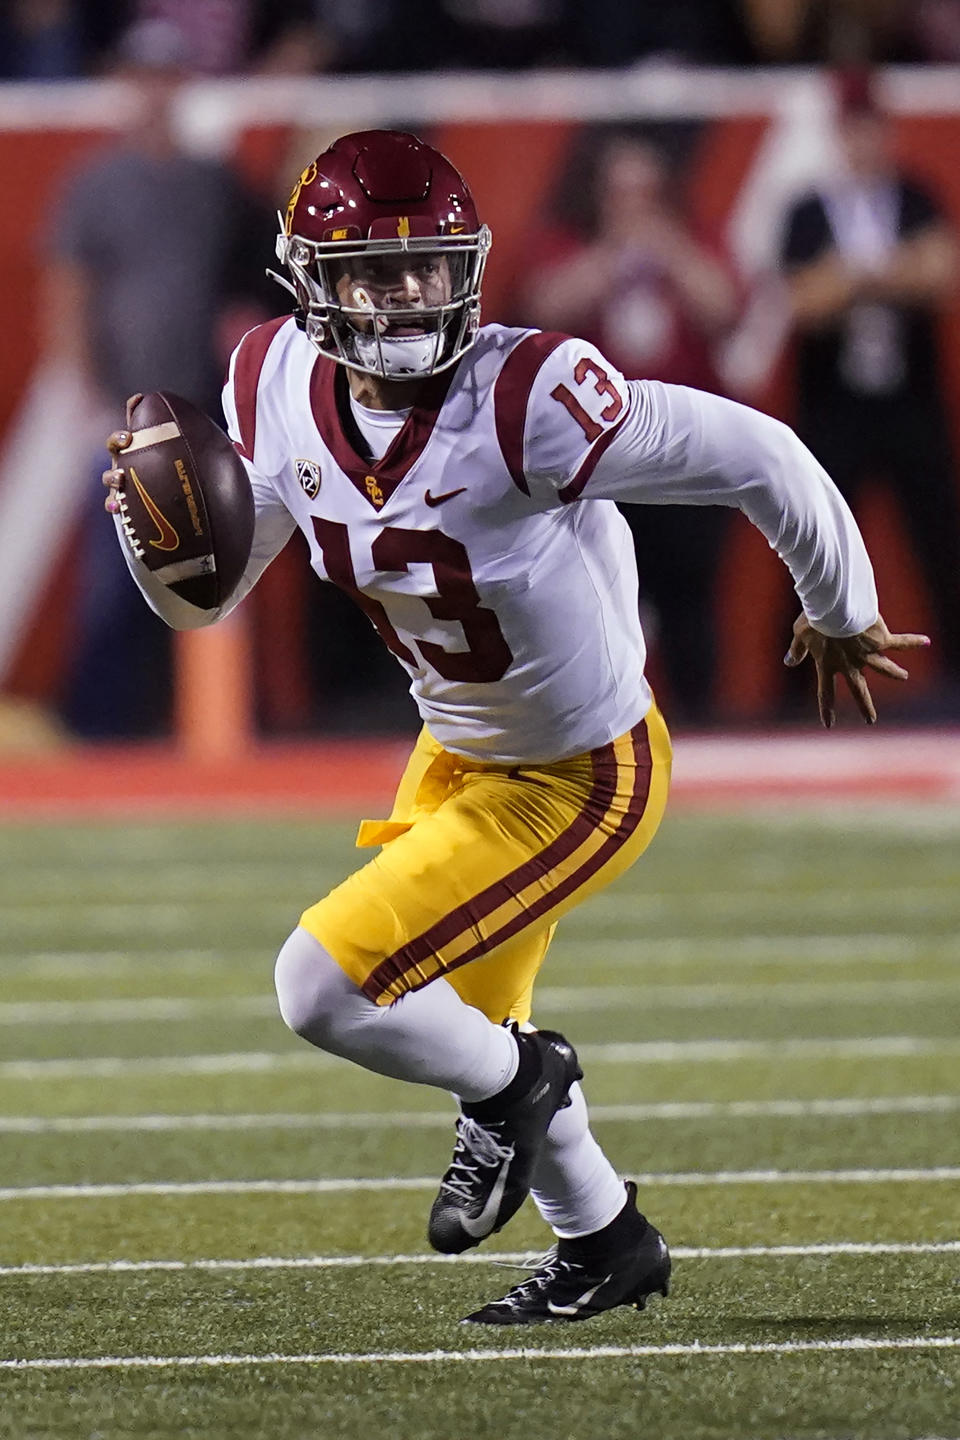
left=530, top=1081, right=627, bottom=1239
left=274, top=925, right=518, bottom=1101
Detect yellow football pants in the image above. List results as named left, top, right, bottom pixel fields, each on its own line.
left=301, top=703, right=671, bottom=1025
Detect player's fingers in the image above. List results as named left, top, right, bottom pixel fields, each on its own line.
left=864, top=652, right=909, bottom=681
left=880, top=632, right=931, bottom=652
left=816, top=661, right=836, bottom=728
left=784, top=633, right=809, bottom=667
left=102, top=466, right=125, bottom=515
left=842, top=665, right=877, bottom=724
left=107, top=429, right=133, bottom=456
left=124, top=394, right=143, bottom=429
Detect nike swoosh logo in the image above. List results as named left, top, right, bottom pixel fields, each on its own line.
left=129, top=466, right=180, bottom=552
left=459, top=1155, right=512, bottom=1239
left=546, top=1276, right=612, bottom=1317
left=424, top=487, right=467, bottom=508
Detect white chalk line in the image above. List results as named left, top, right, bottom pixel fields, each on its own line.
left=4, top=977, right=959, bottom=1027
left=3, top=1094, right=958, bottom=1134
left=4, top=1035, right=958, bottom=1082
left=3, top=1167, right=960, bottom=1203
left=3, top=1241, right=960, bottom=1280
left=1, top=949, right=258, bottom=975
left=0, top=995, right=273, bottom=1025
left=3, top=1336, right=959, bottom=1372
left=2, top=887, right=958, bottom=929
left=4, top=933, right=955, bottom=977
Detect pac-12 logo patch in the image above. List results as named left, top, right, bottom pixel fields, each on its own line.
left=296, top=458, right=322, bottom=499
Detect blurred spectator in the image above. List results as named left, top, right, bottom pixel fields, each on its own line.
left=912, top=0, right=960, bottom=59
left=780, top=70, right=960, bottom=692
left=740, top=0, right=915, bottom=62
left=525, top=130, right=740, bottom=723
left=41, top=19, right=278, bottom=737
left=439, top=0, right=566, bottom=68
left=127, top=1, right=254, bottom=74
left=0, top=0, right=84, bottom=78
left=566, top=0, right=755, bottom=66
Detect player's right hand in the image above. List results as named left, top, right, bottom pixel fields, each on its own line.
left=103, top=429, right=131, bottom=514
left=785, top=612, right=931, bottom=728
left=103, top=394, right=142, bottom=514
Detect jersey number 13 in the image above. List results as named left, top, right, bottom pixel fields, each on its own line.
left=312, top=518, right=513, bottom=684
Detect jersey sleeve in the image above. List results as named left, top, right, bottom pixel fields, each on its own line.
left=114, top=320, right=297, bottom=629
left=496, top=333, right=635, bottom=504
left=574, top=378, right=879, bottom=638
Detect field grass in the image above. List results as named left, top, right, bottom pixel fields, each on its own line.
left=1, top=803, right=959, bottom=1440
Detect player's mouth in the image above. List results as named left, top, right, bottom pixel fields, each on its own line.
left=380, top=319, right=432, bottom=337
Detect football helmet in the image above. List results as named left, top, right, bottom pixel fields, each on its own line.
left=274, top=130, right=492, bottom=379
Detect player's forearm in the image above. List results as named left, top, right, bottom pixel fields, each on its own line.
left=598, top=381, right=879, bottom=636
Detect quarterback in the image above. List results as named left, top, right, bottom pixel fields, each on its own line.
left=107, top=130, right=927, bottom=1325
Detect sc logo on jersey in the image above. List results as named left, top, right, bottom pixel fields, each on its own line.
left=296, top=458, right=322, bottom=499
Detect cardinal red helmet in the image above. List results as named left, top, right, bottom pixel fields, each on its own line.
left=274, top=130, right=492, bottom=379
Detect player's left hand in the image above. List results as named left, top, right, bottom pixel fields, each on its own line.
left=784, top=613, right=931, bottom=728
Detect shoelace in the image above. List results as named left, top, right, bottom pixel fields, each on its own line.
left=440, top=1116, right=515, bottom=1203
left=497, top=1249, right=578, bottom=1304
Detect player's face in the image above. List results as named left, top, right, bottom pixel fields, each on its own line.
left=334, top=253, right=453, bottom=334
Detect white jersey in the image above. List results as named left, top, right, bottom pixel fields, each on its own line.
left=120, top=318, right=878, bottom=764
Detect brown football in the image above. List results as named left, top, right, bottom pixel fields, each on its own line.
left=114, top=391, right=254, bottom=610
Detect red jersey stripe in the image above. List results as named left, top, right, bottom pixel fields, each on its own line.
left=493, top=330, right=570, bottom=495
left=557, top=402, right=632, bottom=504
left=231, top=316, right=289, bottom=461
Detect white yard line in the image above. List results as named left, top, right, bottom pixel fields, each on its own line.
left=536, top=979, right=957, bottom=1011
left=565, top=933, right=959, bottom=968
left=2, top=1336, right=959, bottom=1371
left=5, top=1035, right=959, bottom=1081
left=2, top=1167, right=959, bottom=1203
left=3, top=1241, right=959, bottom=1279
left=1, top=950, right=256, bottom=974
left=0, top=996, right=273, bottom=1025
left=3, top=1095, right=958, bottom=1134
left=2, top=887, right=958, bottom=926
left=4, top=977, right=958, bottom=1025
left=579, top=1037, right=960, bottom=1064
left=4, top=934, right=954, bottom=979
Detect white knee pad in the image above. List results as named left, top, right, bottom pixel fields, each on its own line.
left=274, top=926, right=362, bottom=1043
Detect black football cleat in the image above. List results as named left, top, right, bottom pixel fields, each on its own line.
left=427, top=1027, right=582, bottom=1255
left=462, top=1182, right=671, bottom=1325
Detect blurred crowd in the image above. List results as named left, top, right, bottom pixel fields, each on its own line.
left=7, top=0, right=960, bottom=79
left=3, top=8, right=960, bottom=739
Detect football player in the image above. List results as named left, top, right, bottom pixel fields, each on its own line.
left=106, top=130, right=927, bottom=1325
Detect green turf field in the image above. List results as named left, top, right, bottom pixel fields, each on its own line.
left=1, top=805, right=958, bottom=1440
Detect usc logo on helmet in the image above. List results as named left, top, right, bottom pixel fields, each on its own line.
left=285, top=161, right=318, bottom=236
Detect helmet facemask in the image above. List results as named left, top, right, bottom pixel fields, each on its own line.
left=275, top=226, right=492, bottom=379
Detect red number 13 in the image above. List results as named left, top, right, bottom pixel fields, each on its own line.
left=550, top=357, right=624, bottom=442
left=312, top=518, right=513, bottom=684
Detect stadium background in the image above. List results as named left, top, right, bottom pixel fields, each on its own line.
left=1, top=66, right=959, bottom=766
left=1, top=21, right=959, bottom=1440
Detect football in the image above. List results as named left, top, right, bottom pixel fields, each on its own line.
left=112, top=391, right=254, bottom=610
